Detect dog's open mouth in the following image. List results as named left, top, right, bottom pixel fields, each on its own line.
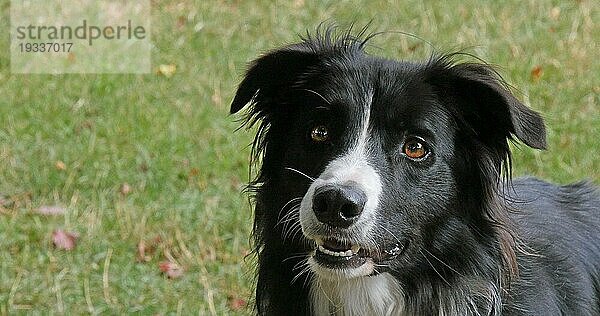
left=313, top=237, right=406, bottom=270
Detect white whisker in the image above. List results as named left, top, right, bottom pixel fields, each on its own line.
left=423, top=248, right=463, bottom=277
left=277, top=209, right=299, bottom=226
left=284, top=167, right=316, bottom=181
left=380, top=226, right=402, bottom=244
left=291, top=259, right=312, bottom=285
left=419, top=249, right=450, bottom=286
left=278, top=197, right=303, bottom=219
left=302, top=88, right=331, bottom=105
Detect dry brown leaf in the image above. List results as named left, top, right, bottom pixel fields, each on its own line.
left=137, top=235, right=161, bottom=262
left=0, top=196, right=10, bottom=214
left=52, top=229, right=79, bottom=250
left=137, top=240, right=150, bottom=262
left=158, top=261, right=183, bottom=279
left=139, top=162, right=149, bottom=173
left=55, top=161, right=66, bottom=171
left=531, top=65, right=543, bottom=81
left=188, top=168, right=200, bottom=182
left=120, top=183, right=132, bottom=195
left=0, top=195, right=11, bottom=208
left=157, top=64, right=177, bottom=78
left=228, top=295, right=247, bottom=311
left=408, top=43, right=423, bottom=52
left=37, top=205, right=66, bottom=216
left=550, top=7, right=561, bottom=20
left=176, top=16, right=186, bottom=29
left=211, top=89, right=222, bottom=105
left=0, top=192, right=30, bottom=210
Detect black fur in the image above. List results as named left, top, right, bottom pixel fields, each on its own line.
left=231, top=28, right=600, bottom=315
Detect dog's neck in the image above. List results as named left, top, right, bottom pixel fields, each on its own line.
left=309, top=272, right=503, bottom=315
left=309, top=272, right=405, bottom=315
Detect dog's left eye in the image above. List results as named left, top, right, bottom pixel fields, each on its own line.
left=402, top=137, right=429, bottom=160
left=310, top=125, right=329, bottom=143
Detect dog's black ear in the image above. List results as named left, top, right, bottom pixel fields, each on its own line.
left=230, top=44, right=320, bottom=114
left=430, top=60, right=547, bottom=150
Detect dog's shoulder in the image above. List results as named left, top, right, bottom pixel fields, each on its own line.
left=509, top=177, right=599, bottom=217
left=506, top=177, right=600, bottom=315
left=508, top=177, right=600, bottom=252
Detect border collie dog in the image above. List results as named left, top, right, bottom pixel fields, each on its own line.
left=230, top=29, right=600, bottom=315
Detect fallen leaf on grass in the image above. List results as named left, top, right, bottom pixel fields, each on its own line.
left=74, top=120, right=93, bottom=134
left=137, top=240, right=147, bottom=262
left=189, top=168, right=200, bottom=177
left=530, top=65, right=543, bottom=81
left=176, top=16, right=186, bottom=29
left=0, top=195, right=11, bottom=208
left=52, top=229, right=79, bottom=250
left=158, top=261, right=183, bottom=279
left=408, top=42, right=423, bottom=52
left=120, top=183, right=132, bottom=195
left=137, top=235, right=161, bottom=262
left=55, top=161, right=66, bottom=171
left=37, top=205, right=66, bottom=216
left=157, top=64, right=177, bottom=78
left=139, top=162, right=149, bottom=173
left=549, top=7, right=560, bottom=20
left=228, top=295, right=247, bottom=311
left=0, top=192, right=31, bottom=210
left=211, top=89, right=222, bottom=106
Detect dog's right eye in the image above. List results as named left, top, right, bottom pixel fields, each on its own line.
left=310, top=125, right=330, bottom=143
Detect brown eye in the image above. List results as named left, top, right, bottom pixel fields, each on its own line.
left=311, top=125, right=329, bottom=143
left=402, top=137, right=429, bottom=160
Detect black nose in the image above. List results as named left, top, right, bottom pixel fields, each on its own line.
left=312, top=184, right=367, bottom=228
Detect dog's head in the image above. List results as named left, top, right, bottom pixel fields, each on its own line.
left=231, top=31, right=546, bottom=282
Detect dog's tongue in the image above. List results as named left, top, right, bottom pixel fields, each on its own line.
left=323, top=238, right=351, bottom=251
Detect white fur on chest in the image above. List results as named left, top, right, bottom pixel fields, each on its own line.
left=310, top=273, right=404, bottom=316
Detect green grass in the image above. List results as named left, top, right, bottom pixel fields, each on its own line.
left=0, top=0, right=598, bottom=314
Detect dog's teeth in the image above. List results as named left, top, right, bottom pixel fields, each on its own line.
left=317, top=241, right=361, bottom=257
left=318, top=245, right=355, bottom=257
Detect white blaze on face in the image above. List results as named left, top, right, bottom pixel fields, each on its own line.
left=299, top=91, right=404, bottom=315
left=299, top=91, right=382, bottom=270
left=299, top=147, right=382, bottom=240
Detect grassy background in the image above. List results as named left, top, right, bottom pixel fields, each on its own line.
left=0, top=0, right=597, bottom=314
